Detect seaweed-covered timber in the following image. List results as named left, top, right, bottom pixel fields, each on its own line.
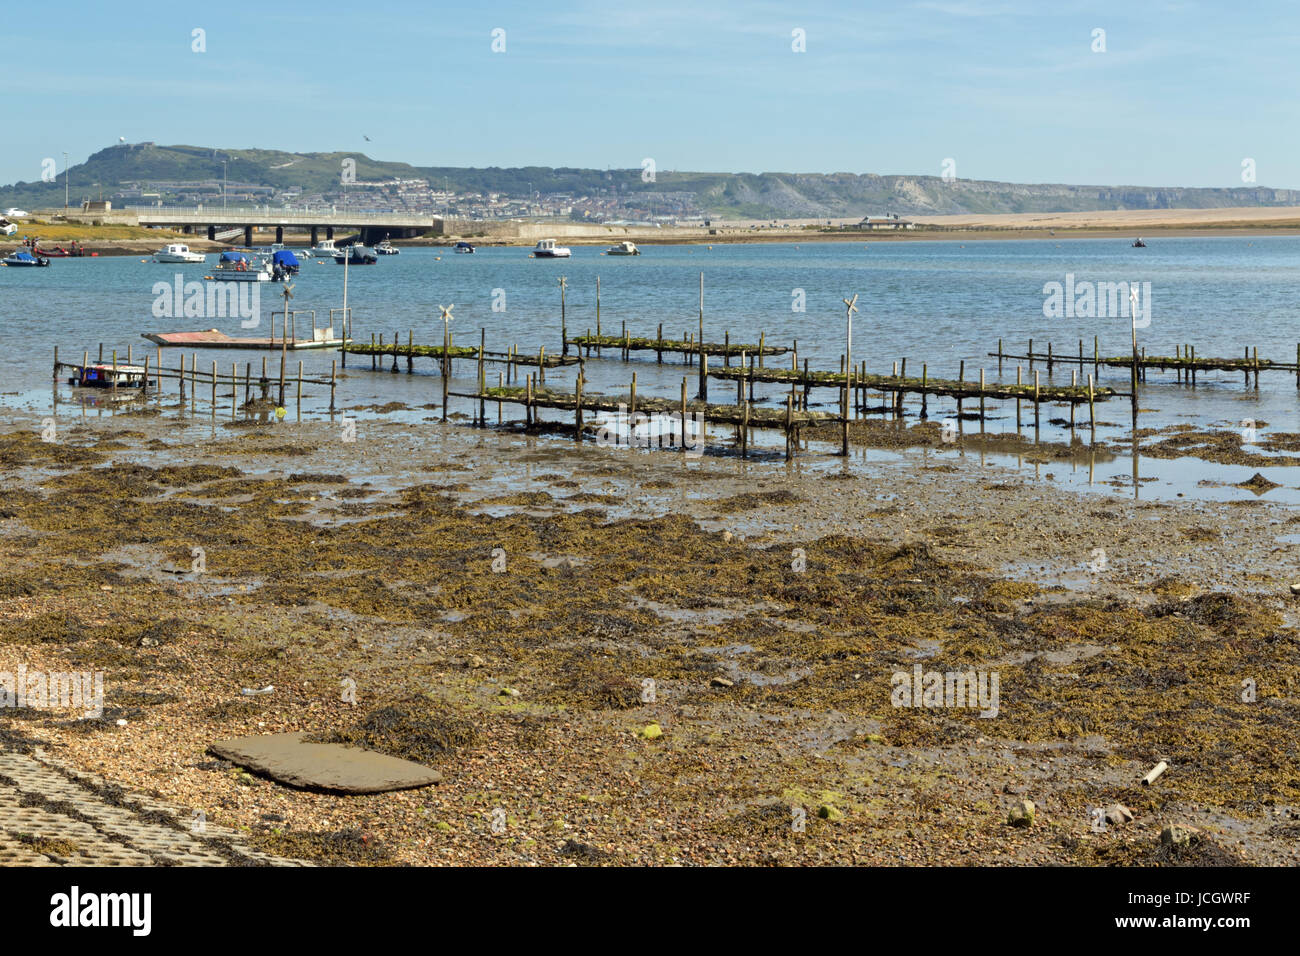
left=991, top=337, right=1300, bottom=388
left=343, top=332, right=579, bottom=375
left=567, top=328, right=788, bottom=363
left=54, top=345, right=338, bottom=418
left=452, top=375, right=834, bottom=460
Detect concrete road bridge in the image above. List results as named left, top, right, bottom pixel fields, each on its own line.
left=128, top=206, right=444, bottom=246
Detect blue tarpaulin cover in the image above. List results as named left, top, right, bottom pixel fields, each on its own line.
left=272, top=250, right=299, bottom=267
left=219, top=251, right=248, bottom=263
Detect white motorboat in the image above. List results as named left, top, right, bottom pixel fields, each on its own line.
left=605, top=241, right=640, bottom=256
left=532, top=238, right=571, bottom=258
left=375, top=239, right=399, bottom=255
left=308, top=239, right=339, bottom=258
left=154, top=243, right=206, bottom=264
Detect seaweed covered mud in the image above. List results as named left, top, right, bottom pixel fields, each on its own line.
left=1, top=408, right=1298, bottom=867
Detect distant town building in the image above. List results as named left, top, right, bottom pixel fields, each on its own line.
left=848, top=215, right=915, bottom=231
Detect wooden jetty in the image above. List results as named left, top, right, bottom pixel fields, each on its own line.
left=342, top=332, right=579, bottom=375
left=54, top=344, right=338, bottom=420
left=143, top=329, right=342, bottom=351
left=567, top=327, right=788, bottom=364
left=707, top=358, right=1116, bottom=434
left=143, top=310, right=345, bottom=351
left=449, top=373, right=834, bottom=460
left=990, top=338, right=1300, bottom=388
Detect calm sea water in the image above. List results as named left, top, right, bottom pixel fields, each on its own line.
left=4, top=237, right=1300, bottom=485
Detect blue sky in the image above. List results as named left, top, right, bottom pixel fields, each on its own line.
left=4, top=0, right=1297, bottom=188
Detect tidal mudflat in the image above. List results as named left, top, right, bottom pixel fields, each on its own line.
left=2, top=409, right=1298, bottom=866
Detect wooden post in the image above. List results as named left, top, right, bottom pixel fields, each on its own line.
left=1047, top=341, right=1053, bottom=373
left=726, top=331, right=732, bottom=368
left=1087, top=374, right=1096, bottom=439
left=630, top=371, right=637, bottom=419
left=296, top=361, right=303, bottom=420
left=539, top=346, right=546, bottom=384
left=142, top=353, right=150, bottom=397
left=1034, top=370, right=1040, bottom=430
left=497, top=371, right=503, bottom=424
left=595, top=276, right=601, bottom=344
left=979, top=368, right=985, bottom=421
left=479, top=329, right=486, bottom=426
left=371, top=332, right=376, bottom=370
left=1094, top=335, right=1100, bottom=380
left=680, top=378, right=688, bottom=455
left=330, top=360, right=337, bottom=412
left=1016, top=366, right=1022, bottom=429
left=191, top=354, right=197, bottom=412
left=921, top=364, right=928, bottom=418
left=1028, top=338, right=1033, bottom=370
left=574, top=370, right=583, bottom=440
left=53, top=345, right=58, bottom=380
left=785, top=394, right=794, bottom=461
left=657, top=324, right=663, bottom=364
left=1254, top=346, right=1260, bottom=389
left=232, top=362, right=238, bottom=418
left=442, top=330, right=450, bottom=422
left=699, top=349, right=708, bottom=401
left=526, top=374, right=534, bottom=426
left=741, top=394, right=749, bottom=457
left=957, top=360, right=965, bottom=418
left=841, top=363, right=849, bottom=457
left=210, top=360, right=216, bottom=418
left=1069, top=369, right=1076, bottom=429
left=997, top=338, right=1002, bottom=372
left=560, top=276, right=568, bottom=356
left=758, top=332, right=765, bottom=368
left=698, top=271, right=704, bottom=370
left=244, top=362, right=251, bottom=405
left=111, top=349, right=117, bottom=400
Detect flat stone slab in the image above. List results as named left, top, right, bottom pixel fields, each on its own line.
left=209, top=733, right=443, bottom=794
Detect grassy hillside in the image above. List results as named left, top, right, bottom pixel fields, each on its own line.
left=3, top=143, right=1297, bottom=219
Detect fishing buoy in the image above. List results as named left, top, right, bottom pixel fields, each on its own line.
left=274, top=407, right=286, bottom=420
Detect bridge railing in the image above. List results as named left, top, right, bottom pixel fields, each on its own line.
left=127, top=205, right=441, bottom=226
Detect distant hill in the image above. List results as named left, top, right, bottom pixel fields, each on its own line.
left=3, top=143, right=1297, bottom=219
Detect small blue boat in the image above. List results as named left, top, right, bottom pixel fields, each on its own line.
left=454, top=241, right=475, bottom=254
left=272, top=249, right=301, bottom=276
left=3, top=249, right=50, bottom=267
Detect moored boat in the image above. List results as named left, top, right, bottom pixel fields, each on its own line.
left=454, top=241, right=475, bottom=254
left=532, top=238, right=571, bottom=258
left=271, top=249, right=301, bottom=276
left=68, top=362, right=149, bottom=389
left=605, top=241, right=640, bottom=256
left=1132, top=238, right=1147, bottom=248
left=3, top=250, right=50, bottom=267
left=34, top=241, right=87, bottom=258
left=375, top=238, right=399, bottom=255
left=207, top=251, right=273, bottom=281
left=308, top=239, right=339, bottom=258
left=333, top=245, right=378, bottom=265
left=154, top=243, right=206, bottom=264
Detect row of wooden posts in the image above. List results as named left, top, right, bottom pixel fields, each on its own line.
left=54, top=345, right=337, bottom=420
left=994, top=337, right=1300, bottom=389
